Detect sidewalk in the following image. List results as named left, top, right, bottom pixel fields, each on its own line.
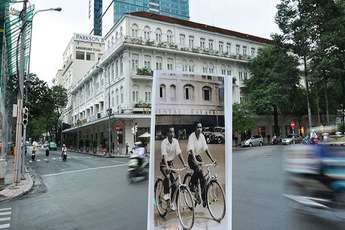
left=0, top=155, right=33, bottom=202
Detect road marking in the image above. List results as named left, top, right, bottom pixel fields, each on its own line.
left=0, top=212, right=11, bottom=216
left=42, top=163, right=128, bottom=177
left=0, top=223, right=10, bottom=229
left=0, top=209, right=11, bottom=212
left=0, top=217, right=10, bottom=222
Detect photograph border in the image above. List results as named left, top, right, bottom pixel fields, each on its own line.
left=147, top=70, right=232, bottom=230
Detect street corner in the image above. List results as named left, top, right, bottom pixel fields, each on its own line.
left=0, top=172, right=34, bottom=202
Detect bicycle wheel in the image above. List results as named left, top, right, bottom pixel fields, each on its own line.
left=183, top=173, right=197, bottom=207
left=206, top=180, right=226, bottom=222
left=176, top=185, right=195, bottom=230
left=154, top=178, right=168, bottom=217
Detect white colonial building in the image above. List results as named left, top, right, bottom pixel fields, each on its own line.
left=62, top=11, right=270, bottom=153
left=54, top=33, right=105, bottom=125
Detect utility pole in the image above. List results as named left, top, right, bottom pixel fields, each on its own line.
left=14, top=0, right=28, bottom=183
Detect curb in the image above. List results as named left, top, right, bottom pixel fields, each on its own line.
left=0, top=170, right=34, bottom=203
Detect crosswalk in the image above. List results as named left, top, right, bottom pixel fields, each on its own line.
left=0, top=208, right=11, bottom=229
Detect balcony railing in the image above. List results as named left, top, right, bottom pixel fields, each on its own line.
left=120, top=36, right=255, bottom=61
left=136, top=67, right=153, bottom=76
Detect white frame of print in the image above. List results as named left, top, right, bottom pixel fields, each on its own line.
left=147, top=70, right=232, bottom=230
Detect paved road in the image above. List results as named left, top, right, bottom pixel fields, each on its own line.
left=0, top=149, right=148, bottom=230
left=233, top=145, right=344, bottom=230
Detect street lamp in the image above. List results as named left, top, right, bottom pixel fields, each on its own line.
left=13, top=1, right=62, bottom=183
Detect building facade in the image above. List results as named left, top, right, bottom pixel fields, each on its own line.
left=54, top=33, right=105, bottom=125
left=88, top=0, right=103, bottom=36
left=113, top=0, right=189, bottom=23
left=61, top=12, right=270, bottom=154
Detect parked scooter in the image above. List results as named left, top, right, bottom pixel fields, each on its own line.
left=285, top=144, right=345, bottom=220
left=127, top=142, right=149, bottom=183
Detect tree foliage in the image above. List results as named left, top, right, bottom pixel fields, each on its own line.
left=245, top=44, right=300, bottom=115
left=233, top=103, right=256, bottom=135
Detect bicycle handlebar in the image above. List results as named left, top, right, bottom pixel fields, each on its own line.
left=199, top=163, right=216, bottom=167
left=168, top=167, right=187, bottom=172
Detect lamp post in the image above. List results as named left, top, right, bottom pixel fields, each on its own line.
left=14, top=1, right=62, bottom=183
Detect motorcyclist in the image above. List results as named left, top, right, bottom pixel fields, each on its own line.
left=130, top=142, right=146, bottom=168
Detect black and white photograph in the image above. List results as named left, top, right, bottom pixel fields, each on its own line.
left=149, top=72, right=228, bottom=229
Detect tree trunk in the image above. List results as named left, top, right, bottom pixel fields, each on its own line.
left=324, top=80, right=330, bottom=125
left=315, top=91, right=321, bottom=126
left=273, top=105, right=279, bottom=136
left=342, top=79, right=345, bottom=126
left=304, top=56, right=312, bottom=131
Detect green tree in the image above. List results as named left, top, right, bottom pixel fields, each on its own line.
left=276, top=0, right=318, bottom=130
left=232, top=103, right=256, bottom=138
left=245, top=43, right=300, bottom=136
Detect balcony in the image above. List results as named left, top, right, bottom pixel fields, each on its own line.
left=131, top=68, right=153, bottom=80
left=133, top=103, right=151, bottom=114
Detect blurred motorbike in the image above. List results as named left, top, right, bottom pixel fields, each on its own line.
left=127, top=142, right=149, bottom=183
left=284, top=144, right=345, bottom=220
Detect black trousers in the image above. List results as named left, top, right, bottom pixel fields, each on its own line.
left=188, top=154, right=206, bottom=202
left=160, top=159, right=176, bottom=196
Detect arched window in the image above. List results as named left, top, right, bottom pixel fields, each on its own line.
left=131, top=24, right=138, bottom=38
left=167, top=30, right=173, bottom=43
left=202, top=86, right=212, bottom=101
left=170, top=85, right=176, bottom=100
left=144, top=26, right=151, bottom=40
left=183, top=84, right=194, bottom=100
left=160, top=84, right=166, bottom=99
left=155, top=28, right=162, bottom=43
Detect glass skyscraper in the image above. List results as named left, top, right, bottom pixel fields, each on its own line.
left=113, top=0, right=189, bottom=23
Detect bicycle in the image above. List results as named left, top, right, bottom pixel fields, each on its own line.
left=183, top=162, right=226, bottom=222
left=154, top=167, right=195, bottom=230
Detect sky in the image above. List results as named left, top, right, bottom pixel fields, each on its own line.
left=28, top=0, right=280, bottom=85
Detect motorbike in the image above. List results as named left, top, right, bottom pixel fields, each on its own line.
left=284, top=144, right=345, bottom=220
left=127, top=144, right=149, bottom=183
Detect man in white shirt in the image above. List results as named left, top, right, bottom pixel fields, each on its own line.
left=160, top=127, right=187, bottom=201
left=187, top=122, right=216, bottom=207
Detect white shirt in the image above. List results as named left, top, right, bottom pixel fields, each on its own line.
left=187, top=132, right=208, bottom=156
left=161, top=138, right=181, bottom=162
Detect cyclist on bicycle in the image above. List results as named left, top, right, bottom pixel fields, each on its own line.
left=160, top=127, right=187, bottom=204
left=187, top=122, right=216, bottom=207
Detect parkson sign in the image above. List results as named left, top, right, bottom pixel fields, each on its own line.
left=74, top=33, right=104, bottom=43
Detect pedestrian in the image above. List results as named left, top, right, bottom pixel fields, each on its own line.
left=160, top=127, right=187, bottom=207
left=187, top=122, right=216, bottom=207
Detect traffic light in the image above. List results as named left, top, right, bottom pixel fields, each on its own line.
left=22, top=107, right=29, bottom=126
